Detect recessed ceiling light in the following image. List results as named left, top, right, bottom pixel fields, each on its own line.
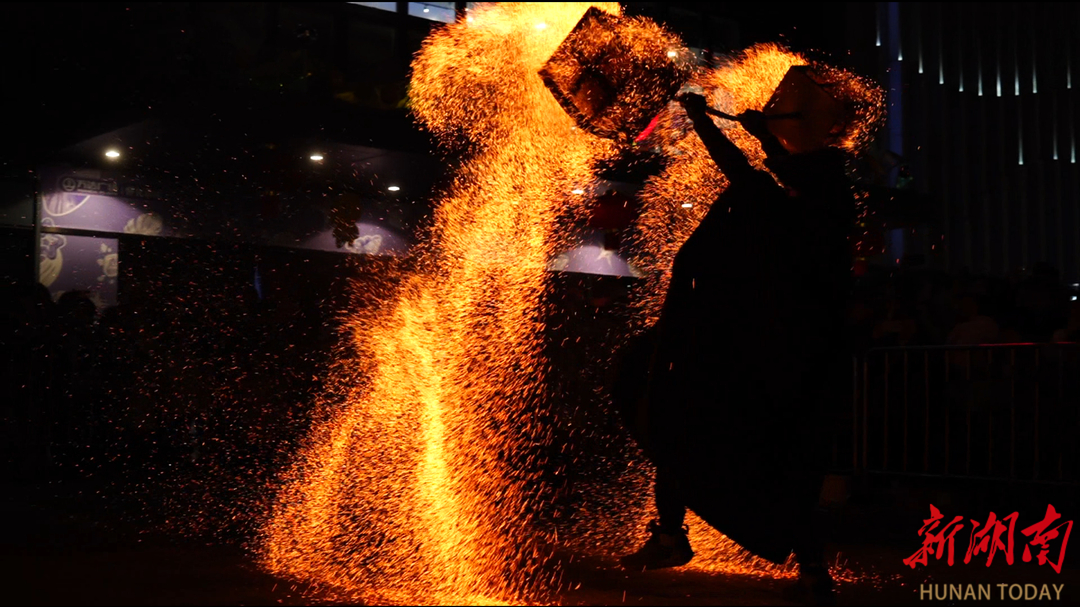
left=310, top=154, right=324, bottom=161
left=681, top=202, right=693, bottom=208
left=423, top=7, right=429, bottom=12
left=387, top=185, right=400, bottom=192
left=105, top=150, right=120, bottom=158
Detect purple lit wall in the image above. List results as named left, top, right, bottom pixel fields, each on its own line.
left=39, top=233, right=119, bottom=308
left=38, top=167, right=170, bottom=236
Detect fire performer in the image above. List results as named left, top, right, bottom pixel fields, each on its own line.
left=619, top=91, right=854, bottom=605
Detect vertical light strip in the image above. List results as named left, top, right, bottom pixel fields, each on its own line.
left=938, top=15, right=945, bottom=84
left=1052, top=99, right=1059, bottom=160
left=1072, top=112, right=1077, bottom=164
left=876, top=10, right=882, bottom=47
left=977, top=37, right=983, bottom=96
left=896, top=4, right=903, bottom=62
left=958, top=37, right=964, bottom=92
left=995, top=18, right=1002, bottom=97
left=1014, top=45, right=1021, bottom=95
left=917, top=16, right=924, bottom=73
left=1031, top=21, right=1038, bottom=94
left=1013, top=16, right=1021, bottom=96
left=1019, top=115, right=1024, bottom=165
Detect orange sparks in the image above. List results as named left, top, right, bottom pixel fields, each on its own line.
left=262, top=4, right=884, bottom=604
left=263, top=3, right=619, bottom=605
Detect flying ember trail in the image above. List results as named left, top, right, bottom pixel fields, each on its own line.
left=262, top=3, right=884, bottom=604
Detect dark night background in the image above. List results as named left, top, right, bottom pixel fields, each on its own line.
left=1, top=2, right=1078, bottom=605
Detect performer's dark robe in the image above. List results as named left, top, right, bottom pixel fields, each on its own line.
left=641, top=119, right=855, bottom=564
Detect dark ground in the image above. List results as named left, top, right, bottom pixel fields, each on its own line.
left=4, top=476, right=1078, bottom=606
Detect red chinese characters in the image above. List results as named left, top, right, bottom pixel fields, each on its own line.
left=903, top=505, right=966, bottom=568
left=964, top=511, right=1018, bottom=566
left=905, top=505, right=1071, bottom=573
left=1021, top=505, right=1074, bottom=574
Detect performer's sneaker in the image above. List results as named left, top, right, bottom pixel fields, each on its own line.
left=782, top=564, right=836, bottom=606
left=619, top=520, right=694, bottom=571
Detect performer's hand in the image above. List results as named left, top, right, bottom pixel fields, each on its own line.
left=677, top=93, right=709, bottom=118
left=737, top=109, right=771, bottom=139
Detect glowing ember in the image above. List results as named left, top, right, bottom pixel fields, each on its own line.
left=262, top=4, right=884, bottom=604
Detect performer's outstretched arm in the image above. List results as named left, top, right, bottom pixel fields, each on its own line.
left=677, top=94, right=758, bottom=186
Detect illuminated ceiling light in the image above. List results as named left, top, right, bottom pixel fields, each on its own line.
left=105, top=149, right=120, bottom=158
left=535, top=22, right=547, bottom=30
left=387, top=185, right=401, bottom=192
left=310, top=154, right=324, bottom=161
left=571, top=189, right=585, bottom=195
left=681, top=202, right=693, bottom=209
left=667, top=51, right=678, bottom=58
left=423, top=7, right=429, bottom=13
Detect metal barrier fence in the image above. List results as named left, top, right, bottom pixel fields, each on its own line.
left=840, top=343, right=1080, bottom=484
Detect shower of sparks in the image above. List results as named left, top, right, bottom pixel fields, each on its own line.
left=627, top=43, right=884, bottom=325
left=261, top=4, right=885, bottom=604
left=262, top=4, right=620, bottom=604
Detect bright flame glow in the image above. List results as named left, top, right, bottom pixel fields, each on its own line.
left=263, top=5, right=884, bottom=604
